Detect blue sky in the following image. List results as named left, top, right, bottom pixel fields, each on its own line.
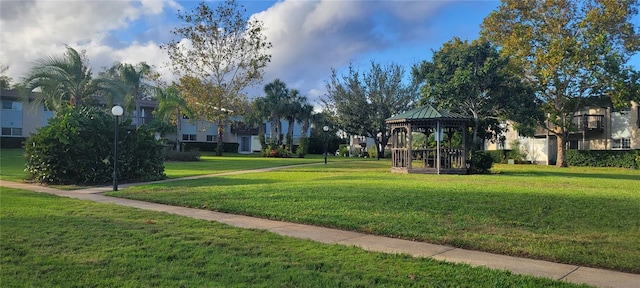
left=1, top=0, right=637, bottom=107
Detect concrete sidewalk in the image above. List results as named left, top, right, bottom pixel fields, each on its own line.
left=1, top=174, right=638, bottom=288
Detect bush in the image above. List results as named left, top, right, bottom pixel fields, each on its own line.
left=25, top=106, right=165, bottom=185
left=338, top=144, right=349, bottom=157
left=469, top=150, right=494, bottom=174
left=368, top=148, right=377, bottom=158
left=296, top=137, right=309, bottom=158
left=566, top=150, right=639, bottom=169
left=485, top=150, right=510, bottom=164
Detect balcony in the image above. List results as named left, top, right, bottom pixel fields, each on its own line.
left=572, top=114, right=605, bottom=133
left=534, top=114, right=605, bottom=137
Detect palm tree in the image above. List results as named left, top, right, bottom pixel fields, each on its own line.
left=152, top=84, right=193, bottom=151
left=262, top=79, right=289, bottom=145
left=283, top=89, right=310, bottom=153
left=20, top=46, right=116, bottom=110
left=102, top=62, right=153, bottom=126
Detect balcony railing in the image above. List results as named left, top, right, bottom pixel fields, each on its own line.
left=534, top=114, right=605, bottom=136
left=572, top=114, right=604, bottom=132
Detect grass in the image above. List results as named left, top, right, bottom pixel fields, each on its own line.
left=163, top=152, right=348, bottom=178
left=1, top=187, right=588, bottom=287
left=0, top=149, right=28, bottom=182
left=109, top=161, right=640, bottom=273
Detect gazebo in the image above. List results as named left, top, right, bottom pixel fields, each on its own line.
left=386, top=105, right=473, bottom=174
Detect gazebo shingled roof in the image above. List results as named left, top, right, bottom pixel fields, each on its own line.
left=386, top=105, right=470, bottom=122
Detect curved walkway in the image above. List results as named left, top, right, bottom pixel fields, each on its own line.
left=1, top=167, right=638, bottom=288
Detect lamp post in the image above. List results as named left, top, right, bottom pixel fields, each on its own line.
left=111, top=105, right=123, bottom=191
left=322, top=125, right=329, bottom=164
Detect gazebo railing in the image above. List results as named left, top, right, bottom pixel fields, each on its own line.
left=411, top=148, right=467, bottom=170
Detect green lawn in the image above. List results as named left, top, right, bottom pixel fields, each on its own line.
left=1, top=187, right=587, bottom=287
left=3, top=148, right=639, bottom=274
left=0, top=149, right=28, bottom=182
left=109, top=161, right=640, bottom=273
left=163, top=152, right=358, bottom=178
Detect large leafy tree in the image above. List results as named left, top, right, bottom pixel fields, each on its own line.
left=323, top=61, right=419, bottom=159
left=413, top=37, right=540, bottom=150
left=19, top=46, right=117, bottom=110
left=481, top=0, right=640, bottom=167
left=162, top=0, right=271, bottom=156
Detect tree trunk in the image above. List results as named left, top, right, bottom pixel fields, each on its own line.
left=556, top=134, right=567, bottom=167
left=287, top=117, right=295, bottom=153
left=216, top=122, right=225, bottom=156
left=269, top=115, right=278, bottom=144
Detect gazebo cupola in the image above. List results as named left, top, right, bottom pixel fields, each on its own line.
left=386, top=105, right=473, bottom=174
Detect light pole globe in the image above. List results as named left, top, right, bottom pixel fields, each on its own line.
left=322, top=126, right=329, bottom=164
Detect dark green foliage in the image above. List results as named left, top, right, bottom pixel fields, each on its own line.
left=485, top=150, right=510, bottom=164
left=567, top=150, right=639, bottom=169
left=24, top=106, right=165, bottom=185
left=469, top=150, right=494, bottom=174
left=182, top=142, right=239, bottom=153
left=0, top=137, right=26, bottom=149
left=296, top=137, right=309, bottom=158
left=164, top=150, right=201, bottom=161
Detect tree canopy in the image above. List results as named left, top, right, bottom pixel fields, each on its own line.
left=481, top=0, right=640, bottom=167
left=412, top=37, right=540, bottom=150
left=323, top=61, right=419, bottom=159
left=162, top=0, right=271, bottom=155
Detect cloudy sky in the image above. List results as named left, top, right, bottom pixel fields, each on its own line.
left=1, top=0, right=638, bottom=107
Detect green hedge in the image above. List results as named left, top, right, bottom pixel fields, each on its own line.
left=0, top=137, right=26, bottom=148
left=566, top=150, right=639, bottom=169
left=182, top=142, right=240, bottom=153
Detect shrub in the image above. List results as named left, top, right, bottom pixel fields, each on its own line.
left=296, top=137, right=309, bottom=158
left=338, top=144, right=349, bottom=157
left=566, top=150, right=639, bottom=169
left=469, top=150, right=494, bottom=174
left=25, top=106, right=165, bottom=185
left=368, top=148, right=377, bottom=158
left=507, top=140, right=527, bottom=161
left=485, top=150, right=510, bottom=164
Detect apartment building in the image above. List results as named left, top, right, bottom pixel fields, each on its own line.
left=485, top=101, right=640, bottom=165
left=1, top=88, right=308, bottom=153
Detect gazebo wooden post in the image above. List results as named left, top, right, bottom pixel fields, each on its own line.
left=436, top=120, right=441, bottom=175
left=407, top=123, right=412, bottom=170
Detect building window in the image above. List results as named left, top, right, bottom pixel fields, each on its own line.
left=612, top=138, right=631, bottom=150
left=206, top=135, right=217, bottom=142
left=182, top=134, right=196, bottom=141
left=1, top=127, right=22, bottom=136
left=2, top=100, right=22, bottom=111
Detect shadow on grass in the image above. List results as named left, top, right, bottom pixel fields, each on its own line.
left=136, top=176, right=283, bottom=189
left=498, top=170, right=640, bottom=181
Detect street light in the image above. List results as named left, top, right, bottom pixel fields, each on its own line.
left=322, top=125, right=329, bottom=164
left=111, top=105, right=123, bottom=191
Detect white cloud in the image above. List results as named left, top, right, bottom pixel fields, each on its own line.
left=251, top=0, right=451, bottom=105
left=0, top=0, right=178, bottom=83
